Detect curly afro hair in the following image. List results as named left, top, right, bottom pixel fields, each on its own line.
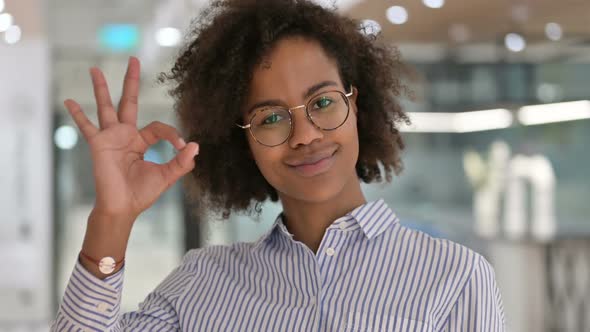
left=158, top=0, right=412, bottom=219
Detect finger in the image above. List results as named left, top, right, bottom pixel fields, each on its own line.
left=159, top=142, right=199, bottom=184
left=64, top=99, right=99, bottom=140
left=90, top=67, right=118, bottom=129
left=117, top=56, right=140, bottom=126
left=138, top=121, right=187, bottom=150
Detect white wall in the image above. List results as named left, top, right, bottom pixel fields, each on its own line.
left=0, top=35, right=52, bottom=332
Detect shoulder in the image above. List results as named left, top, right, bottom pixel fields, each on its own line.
left=150, top=242, right=253, bottom=300
left=389, top=223, right=493, bottom=294
left=391, top=224, right=501, bottom=316
left=391, top=222, right=486, bottom=271
left=397, top=226, right=507, bottom=329
left=178, top=241, right=256, bottom=273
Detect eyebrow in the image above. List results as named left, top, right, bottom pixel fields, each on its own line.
left=246, top=80, right=339, bottom=115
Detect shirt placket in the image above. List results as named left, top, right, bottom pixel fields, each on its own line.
left=315, top=225, right=347, bottom=331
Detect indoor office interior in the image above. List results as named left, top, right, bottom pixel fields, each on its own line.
left=1, top=0, right=589, bottom=331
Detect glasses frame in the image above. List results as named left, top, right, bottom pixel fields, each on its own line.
left=236, top=85, right=355, bottom=147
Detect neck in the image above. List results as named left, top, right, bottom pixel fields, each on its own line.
left=278, top=176, right=366, bottom=254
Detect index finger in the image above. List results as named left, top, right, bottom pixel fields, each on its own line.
left=64, top=99, right=99, bottom=140
left=117, top=56, right=140, bottom=126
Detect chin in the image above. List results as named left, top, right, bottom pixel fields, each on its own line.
left=276, top=173, right=350, bottom=204
left=289, top=187, right=339, bottom=203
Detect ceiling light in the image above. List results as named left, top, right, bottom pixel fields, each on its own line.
left=4, top=24, right=21, bottom=44
left=504, top=33, right=526, bottom=52
left=156, top=27, right=181, bottom=47
left=423, top=0, right=445, bottom=9
left=401, top=109, right=513, bottom=133
left=545, top=22, right=563, bottom=41
left=518, top=101, right=590, bottom=125
left=99, top=24, right=139, bottom=52
left=386, top=6, right=408, bottom=25
left=402, top=113, right=456, bottom=132
left=0, top=12, right=12, bottom=32
left=54, top=126, right=79, bottom=150
left=452, top=109, right=513, bottom=132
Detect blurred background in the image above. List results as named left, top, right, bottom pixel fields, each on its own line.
left=1, top=0, right=589, bottom=331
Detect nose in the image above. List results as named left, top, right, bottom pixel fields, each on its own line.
left=288, top=106, right=324, bottom=148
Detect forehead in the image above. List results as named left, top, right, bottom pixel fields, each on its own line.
left=246, top=36, right=341, bottom=102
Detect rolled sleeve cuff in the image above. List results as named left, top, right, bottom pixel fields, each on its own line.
left=55, top=258, right=126, bottom=331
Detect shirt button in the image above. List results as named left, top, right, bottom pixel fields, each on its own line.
left=97, top=302, right=110, bottom=313
left=338, top=223, right=346, bottom=230
left=326, top=247, right=335, bottom=256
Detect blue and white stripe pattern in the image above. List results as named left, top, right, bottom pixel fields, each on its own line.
left=51, top=198, right=506, bottom=331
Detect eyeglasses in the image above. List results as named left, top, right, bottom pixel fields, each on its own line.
left=236, top=85, right=354, bottom=147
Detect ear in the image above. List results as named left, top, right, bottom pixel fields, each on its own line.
left=351, top=86, right=359, bottom=116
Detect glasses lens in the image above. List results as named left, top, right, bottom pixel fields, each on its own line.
left=250, top=107, right=291, bottom=146
left=307, top=91, right=349, bottom=130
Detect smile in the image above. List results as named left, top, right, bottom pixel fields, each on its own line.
left=289, top=149, right=337, bottom=177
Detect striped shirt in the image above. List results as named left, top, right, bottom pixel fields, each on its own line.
left=51, top=198, right=506, bottom=331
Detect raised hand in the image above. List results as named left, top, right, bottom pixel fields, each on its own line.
left=64, top=56, right=199, bottom=225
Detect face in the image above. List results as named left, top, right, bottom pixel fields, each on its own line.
left=241, top=36, right=360, bottom=203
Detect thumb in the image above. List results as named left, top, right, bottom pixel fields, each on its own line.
left=160, top=142, right=199, bottom=184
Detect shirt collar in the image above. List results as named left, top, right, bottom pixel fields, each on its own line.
left=253, top=198, right=399, bottom=250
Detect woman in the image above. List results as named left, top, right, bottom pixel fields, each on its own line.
left=52, top=0, right=506, bottom=331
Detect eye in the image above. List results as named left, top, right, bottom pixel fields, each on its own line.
left=262, top=113, right=284, bottom=125
left=313, top=96, right=333, bottom=109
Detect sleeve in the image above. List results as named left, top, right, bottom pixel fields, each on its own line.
left=439, top=255, right=507, bottom=332
left=50, top=256, right=191, bottom=331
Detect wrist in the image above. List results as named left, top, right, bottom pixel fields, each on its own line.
left=82, top=211, right=132, bottom=263
left=79, top=250, right=125, bottom=275
left=89, top=208, right=137, bottom=226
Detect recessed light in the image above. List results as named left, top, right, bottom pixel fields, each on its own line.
left=386, top=6, right=408, bottom=25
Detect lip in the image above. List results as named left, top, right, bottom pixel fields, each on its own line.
left=287, top=149, right=337, bottom=177
left=286, top=148, right=338, bottom=167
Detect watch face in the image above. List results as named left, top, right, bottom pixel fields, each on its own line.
left=99, top=256, right=116, bottom=274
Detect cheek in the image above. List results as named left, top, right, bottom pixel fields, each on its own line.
left=337, top=111, right=360, bottom=169
left=249, top=141, right=283, bottom=180
left=341, top=110, right=360, bottom=148
left=247, top=109, right=360, bottom=192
